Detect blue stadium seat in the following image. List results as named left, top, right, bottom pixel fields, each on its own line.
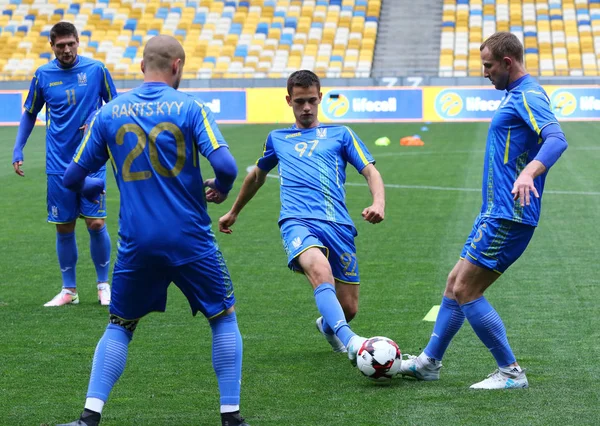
left=222, top=10, right=234, bottom=19
left=284, top=17, right=297, bottom=29
left=225, top=1, right=237, bottom=8
left=256, top=23, right=269, bottom=35
left=4, top=25, right=16, bottom=34
left=239, top=1, right=250, bottom=8
left=10, top=0, right=21, bottom=4
left=97, top=0, right=109, bottom=4
left=88, top=41, right=99, bottom=50
left=510, top=26, right=523, bottom=32
left=124, top=19, right=137, bottom=31
left=264, top=1, right=276, bottom=8
left=483, top=15, right=495, bottom=21
left=229, top=23, right=242, bottom=34
left=171, top=7, right=182, bottom=15
left=40, top=30, right=50, bottom=37
left=365, top=16, right=378, bottom=22
left=330, top=0, right=342, bottom=6
left=483, top=0, right=495, bottom=4
left=204, top=56, right=217, bottom=64
left=354, top=10, right=366, bottom=17
left=81, top=30, right=92, bottom=38
left=524, top=31, right=537, bottom=37
left=25, top=14, right=35, bottom=21
left=274, top=11, right=286, bottom=18
left=331, top=55, right=344, bottom=62
left=280, top=33, right=293, bottom=45
left=193, top=13, right=206, bottom=25
left=442, top=22, right=455, bottom=28
left=147, top=29, right=159, bottom=36
left=17, top=25, right=28, bottom=33
left=175, top=29, right=186, bottom=38
left=579, top=19, right=591, bottom=26
left=537, top=14, right=549, bottom=21
left=2, top=10, right=12, bottom=17
left=53, top=9, right=64, bottom=16
left=92, top=8, right=103, bottom=16
left=124, top=47, right=137, bottom=59
left=549, top=15, right=563, bottom=21
left=471, top=10, right=482, bottom=16
left=156, top=8, right=169, bottom=19
left=234, top=46, right=248, bottom=58
left=311, top=22, right=324, bottom=29
left=40, top=52, right=52, bottom=60
left=132, top=35, right=143, bottom=45
left=525, top=48, right=539, bottom=54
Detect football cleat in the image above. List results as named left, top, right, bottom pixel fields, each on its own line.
left=221, top=411, right=250, bottom=426
left=398, top=353, right=442, bottom=381
left=56, top=421, right=92, bottom=426
left=346, top=335, right=367, bottom=367
left=44, top=289, right=79, bottom=307
left=470, top=367, right=528, bottom=390
left=97, top=283, right=111, bottom=306
left=315, top=317, right=347, bottom=353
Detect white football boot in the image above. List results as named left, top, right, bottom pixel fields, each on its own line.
left=398, top=353, right=442, bottom=380
left=315, top=317, right=347, bottom=353
left=470, top=367, right=528, bottom=389
left=347, top=335, right=367, bottom=367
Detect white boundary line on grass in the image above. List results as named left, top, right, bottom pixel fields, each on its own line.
left=245, top=166, right=600, bottom=196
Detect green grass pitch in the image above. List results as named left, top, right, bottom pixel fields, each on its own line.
left=1, top=122, right=599, bottom=425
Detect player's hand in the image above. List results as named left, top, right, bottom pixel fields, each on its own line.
left=219, top=211, right=237, bottom=234
left=86, top=190, right=106, bottom=204
left=204, top=178, right=228, bottom=204
left=79, top=124, right=89, bottom=139
left=362, top=204, right=384, bottom=224
left=13, top=160, right=24, bottom=177
left=511, top=173, right=539, bottom=207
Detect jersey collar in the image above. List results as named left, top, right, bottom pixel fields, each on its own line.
left=507, top=74, right=530, bottom=92
left=54, top=56, right=80, bottom=70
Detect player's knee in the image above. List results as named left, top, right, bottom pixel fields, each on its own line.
left=109, top=314, right=139, bottom=334
left=452, top=281, right=477, bottom=305
left=86, top=219, right=105, bottom=232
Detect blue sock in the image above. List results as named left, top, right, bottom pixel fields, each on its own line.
left=461, top=296, right=516, bottom=367
left=424, top=296, right=465, bottom=361
left=86, top=323, right=132, bottom=402
left=57, top=232, right=78, bottom=289
left=313, top=283, right=355, bottom=347
left=209, top=312, right=243, bottom=407
left=88, top=225, right=111, bottom=283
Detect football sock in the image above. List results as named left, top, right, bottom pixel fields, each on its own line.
left=57, top=231, right=78, bottom=289
left=209, top=312, right=243, bottom=409
left=423, top=296, right=465, bottom=361
left=86, top=323, right=132, bottom=405
left=88, top=225, right=111, bottom=283
left=313, top=283, right=355, bottom=347
left=461, top=296, right=516, bottom=367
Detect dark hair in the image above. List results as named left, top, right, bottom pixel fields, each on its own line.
left=50, top=22, right=79, bottom=44
left=286, top=70, right=321, bottom=96
left=480, top=32, right=523, bottom=63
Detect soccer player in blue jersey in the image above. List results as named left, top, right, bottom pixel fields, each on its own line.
left=12, top=22, right=117, bottom=307
left=218, top=70, right=386, bottom=365
left=399, top=32, right=568, bottom=389
left=56, top=35, right=248, bottom=426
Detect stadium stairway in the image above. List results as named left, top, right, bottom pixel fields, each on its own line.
left=372, top=0, right=443, bottom=76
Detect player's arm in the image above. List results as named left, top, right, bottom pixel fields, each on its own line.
left=342, top=127, right=384, bottom=223
left=100, top=65, right=118, bottom=103
left=219, top=165, right=269, bottom=234
left=360, top=164, right=385, bottom=224
left=204, top=147, right=238, bottom=204
left=512, top=123, right=568, bottom=206
left=219, top=134, right=278, bottom=234
left=63, top=114, right=109, bottom=202
left=13, top=74, right=45, bottom=176
left=512, top=91, right=569, bottom=206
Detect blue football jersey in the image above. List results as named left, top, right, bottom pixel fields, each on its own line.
left=73, top=82, right=230, bottom=267
left=482, top=75, right=559, bottom=226
left=256, top=125, right=374, bottom=228
left=24, top=56, right=117, bottom=174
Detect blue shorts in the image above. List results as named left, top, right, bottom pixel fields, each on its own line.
left=460, top=215, right=536, bottom=274
left=280, top=218, right=360, bottom=284
left=47, top=170, right=107, bottom=223
left=109, top=250, right=236, bottom=320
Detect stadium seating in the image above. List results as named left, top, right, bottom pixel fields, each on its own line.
left=0, top=0, right=381, bottom=80
left=439, top=0, right=600, bottom=77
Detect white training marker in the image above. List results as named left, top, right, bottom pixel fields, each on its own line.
left=423, top=305, right=440, bottom=322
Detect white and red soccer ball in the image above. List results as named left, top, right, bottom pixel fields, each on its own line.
left=356, top=336, right=402, bottom=381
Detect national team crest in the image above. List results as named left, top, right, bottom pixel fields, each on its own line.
left=77, top=72, right=87, bottom=86
left=316, top=128, right=327, bottom=139
left=51, top=205, right=59, bottom=218
left=292, top=236, right=302, bottom=249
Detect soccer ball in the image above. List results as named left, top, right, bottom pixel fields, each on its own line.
left=356, top=336, right=402, bottom=382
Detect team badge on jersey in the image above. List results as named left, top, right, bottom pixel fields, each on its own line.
left=77, top=72, right=87, bottom=86
left=316, top=128, right=327, bottom=139
left=51, top=205, right=59, bottom=218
